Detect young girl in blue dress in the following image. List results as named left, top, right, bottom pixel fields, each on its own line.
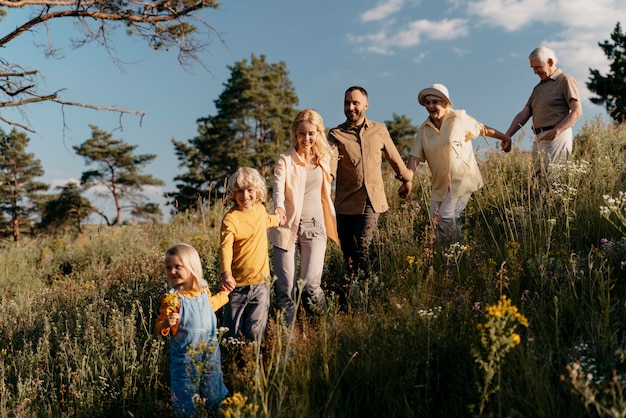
left=155, top=243, right=230, bottom=417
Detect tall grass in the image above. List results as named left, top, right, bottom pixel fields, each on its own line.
left=0, top=120, right=624, bottom=417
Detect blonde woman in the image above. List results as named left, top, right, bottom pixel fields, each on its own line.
left=270, top=109, right=339, bottom=324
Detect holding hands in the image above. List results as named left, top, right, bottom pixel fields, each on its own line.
left=275, top=207, right=287, bottom=227
left=398, top=180, right=412, bottom=199
left=501, top=136, right=512, bottom=153
left=219, top=272, right=236, bottom=292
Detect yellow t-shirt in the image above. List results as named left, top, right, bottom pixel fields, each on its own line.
left=220, top=203, right=279, bottom=286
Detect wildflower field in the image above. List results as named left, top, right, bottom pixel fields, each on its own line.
left=0, top=119, right=625, bottom=417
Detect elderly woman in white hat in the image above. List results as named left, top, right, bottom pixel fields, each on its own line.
left=406, top=83, right=512, bottom=242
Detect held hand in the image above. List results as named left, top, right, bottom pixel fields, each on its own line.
left=220, top=272, right=236, bottom=292
left=501, top=136, right=512, bottom=153
left=275, top=207, right=287, bottom=226
left=398, top=181, right=412, bottom=199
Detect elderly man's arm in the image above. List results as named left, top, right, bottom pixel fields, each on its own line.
left=554, top=98, right=583, bottom=136
left=505, top=104, right=532, bottom=137
left=539, top=98, right=583, bottom=142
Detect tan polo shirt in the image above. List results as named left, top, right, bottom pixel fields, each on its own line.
left=329, top=119, right=412, bottom=215
left=410, top=109, right=485, bottom=201
left=527, top=68, right=580, bottom=129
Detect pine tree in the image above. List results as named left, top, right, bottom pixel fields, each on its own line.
left=587, top=22, right=626, bottom=123
left=385, top=112, right=418, bottom=157
left=74, top=125, right=164, bottom=225
left=37, top=182, right=94, bottom=234
left=0, top=129, right=49, bottom=243
left=168, top=54, right=299, bottom=212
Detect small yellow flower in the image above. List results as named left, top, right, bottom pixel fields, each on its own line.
left=163, top=293, right=179, bottom=310
left=406, top=255, right=415, bottom=265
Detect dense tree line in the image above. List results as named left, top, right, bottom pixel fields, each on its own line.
left=1, top=21, right=623, bottom=241
left=0, top=126, right=163, bottom=242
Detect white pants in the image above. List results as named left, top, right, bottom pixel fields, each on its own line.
left=273, top=217, right=327, bottom=324
left=430, top=191, right=471, bottom=242
left=532, top=128, right=573, bottom=176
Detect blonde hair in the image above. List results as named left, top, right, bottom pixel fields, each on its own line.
left=226, top=167, right=268, bottom=206
left=165, top=243, right=203, bottom=290
left=290, top=109, right=332, bottom=163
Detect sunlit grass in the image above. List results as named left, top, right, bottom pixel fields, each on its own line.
left=0, top=120, right=624, bottom=417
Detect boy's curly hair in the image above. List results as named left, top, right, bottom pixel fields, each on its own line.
left=225, top=167, right=268, bottom=206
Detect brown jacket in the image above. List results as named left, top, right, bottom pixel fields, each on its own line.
left=329, top=119, right=412, bottom=215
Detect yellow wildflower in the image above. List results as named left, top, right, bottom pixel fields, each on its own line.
left=163, top=293, right=179, bottom=311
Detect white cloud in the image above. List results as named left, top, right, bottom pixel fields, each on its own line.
left=351, top=0, right=622, bottom=111
left=348, top=18, right=469, bottom=54
left=466, top=0, right=550, bottom=31
left=352, top=0, right=624, bottom=63
left=361, top=0, right=405, bottom=22
left=464, top=0, right=622, bottom=104
left=413, top=51, right=429, bottom=63
left=397, top=18, right=469, bottom=44
left=451, top=47, right=472, bottom=57
left=49, top=178, right=80, bottom=189
left=467, top=0, right=624, bottom=32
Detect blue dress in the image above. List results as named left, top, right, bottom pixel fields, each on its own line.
left=168, top=281, right=228, bottom=416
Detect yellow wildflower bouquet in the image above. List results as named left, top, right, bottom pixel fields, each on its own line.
left=163, top=292, right=179, bottom=312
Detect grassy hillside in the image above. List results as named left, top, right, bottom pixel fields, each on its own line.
left=0, top=119, right=625, bottom=417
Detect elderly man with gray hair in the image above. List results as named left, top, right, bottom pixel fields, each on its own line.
left=505, top=46, right=583, bottom=176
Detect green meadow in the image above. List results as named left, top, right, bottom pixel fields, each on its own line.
left=1, top=119, right=625, bottom=417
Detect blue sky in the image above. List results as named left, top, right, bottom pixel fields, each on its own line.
left=1, top=0, right=622, bottom=219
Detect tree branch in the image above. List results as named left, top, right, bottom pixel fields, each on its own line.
left=0, top=115, right=36, bottom=132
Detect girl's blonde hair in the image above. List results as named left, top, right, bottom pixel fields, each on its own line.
left=290, top=109, right=332, bottom=163
left=165, top=243, right=203, bottom=290
left=226, top=167, right=268, bottom=206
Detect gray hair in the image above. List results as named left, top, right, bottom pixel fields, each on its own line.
left=529, top=46, right=558, bottom=66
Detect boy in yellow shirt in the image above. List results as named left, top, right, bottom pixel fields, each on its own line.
left=219, top=167, right=280, bottom=343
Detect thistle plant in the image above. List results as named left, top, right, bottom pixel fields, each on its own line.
left=472, top=295, right=529, bottom=416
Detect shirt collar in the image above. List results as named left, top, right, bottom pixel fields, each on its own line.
left=542, top=68, right=562, bottom=83
left=340, top=118, right=369, bottom=132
